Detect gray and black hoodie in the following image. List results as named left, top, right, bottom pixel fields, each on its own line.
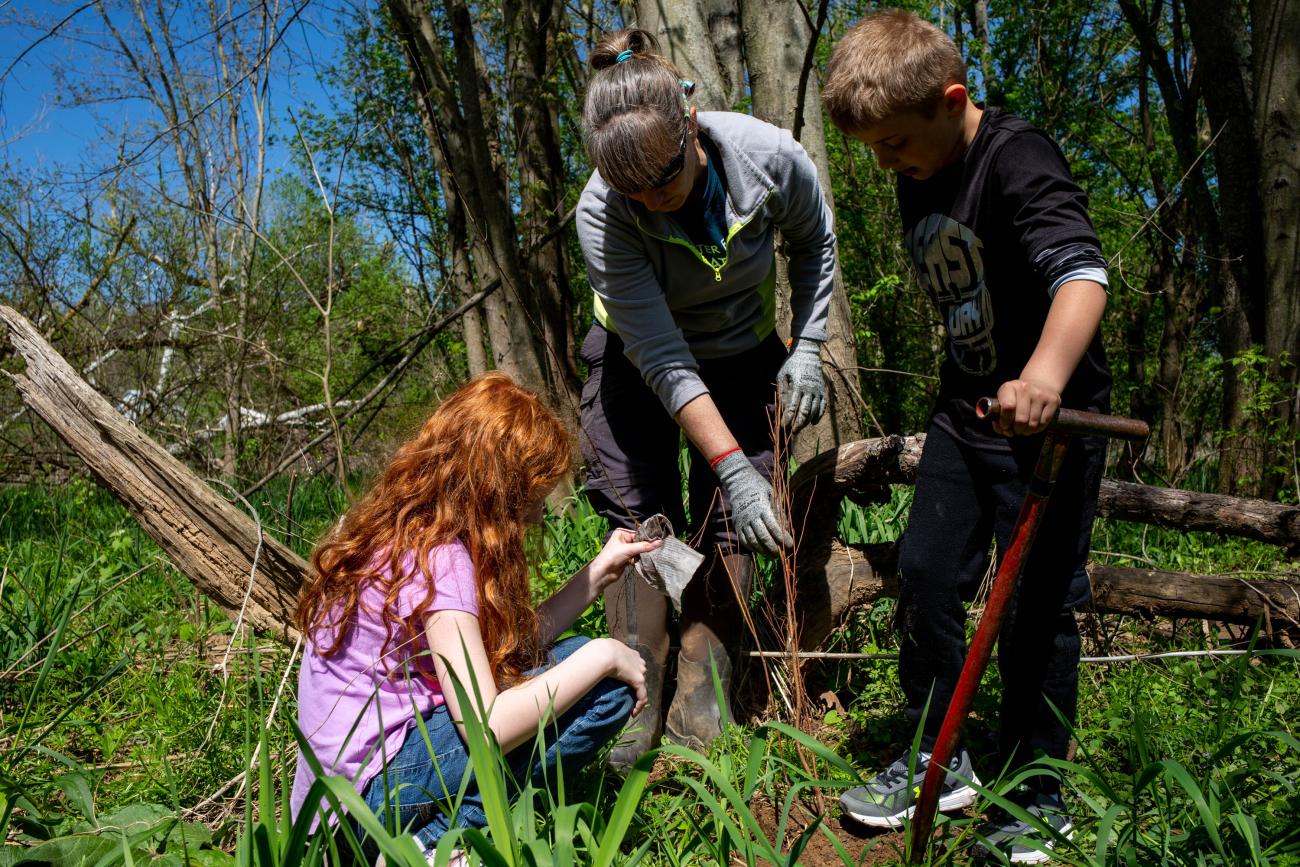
left=576, top=111, right=836, bottom=416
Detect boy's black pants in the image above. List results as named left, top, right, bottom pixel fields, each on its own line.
left=896, top=415, right=1104, bottom=793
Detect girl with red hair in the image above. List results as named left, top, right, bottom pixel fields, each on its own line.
left=290, top=373, right=657, bottom=856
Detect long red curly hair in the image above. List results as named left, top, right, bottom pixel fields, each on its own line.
left=295, top=372, right=572, bottom=686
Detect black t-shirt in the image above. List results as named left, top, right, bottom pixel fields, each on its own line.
left=897, top=107, right=1111, bottom=447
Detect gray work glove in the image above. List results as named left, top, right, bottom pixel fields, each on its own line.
left=777, top=338, right=826, bottom=433
left=713, top=450, right=792, bottom=556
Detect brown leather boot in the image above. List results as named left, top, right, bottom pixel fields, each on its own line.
left=604, top=562, right=669, bottom=773
left=664, top=552, right=753, bottom=751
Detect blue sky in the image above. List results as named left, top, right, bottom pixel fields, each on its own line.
left=0, top=1, right=345, bottom=178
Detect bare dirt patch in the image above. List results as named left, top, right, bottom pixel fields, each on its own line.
left=747, top=793, right=908, bottom=866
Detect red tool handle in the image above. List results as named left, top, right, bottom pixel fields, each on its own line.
left=907, top=399, right=1148, bottom=862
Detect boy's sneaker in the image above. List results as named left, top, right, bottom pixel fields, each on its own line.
left=839, top=747, right=981, bottom=828
left=973, top=792, right=1074, bottom=864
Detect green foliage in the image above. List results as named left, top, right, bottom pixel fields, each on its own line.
left=3, top=479, right=1299, bottom=865
left=536, top=494, right=612, bottom=637
left=1219, top=348, right=1300, bottom=501
left=0, top=481, right=298, bottom=863
left=1053, top=645, right=1300, bottom=866
left=0, top=800, right=221, bottom=866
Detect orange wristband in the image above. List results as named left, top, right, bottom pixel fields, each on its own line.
left=709, top=446, right=742, bottom=469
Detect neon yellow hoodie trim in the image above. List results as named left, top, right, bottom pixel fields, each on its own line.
left=592, top=190, right=773, bottom=330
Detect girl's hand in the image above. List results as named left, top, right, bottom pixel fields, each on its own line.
left=589, top=528, right=661, bottom=593
left=602, top=637, right=648, bottom=716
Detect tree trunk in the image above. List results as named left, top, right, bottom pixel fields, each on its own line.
left=401, top=41, right=490, bottom=380
left=633, top=0, right=745, bottom=110
left=739, top=0, right=864, bottom=461
left=1156, top=255, right=1205, bottom=483
left=506, top=0, right=581, bottom=403
left=1120, top=0, right=1268, bottom=495
left=443, top=0, right=552, bottom=397
left=1183, top=0, right=1300, bottom=498
left=462, top=301, right=490, bottom=377
left=387, top=0, right=561, bottom=415
left=1183, top=0, right=1264, bottom=326
left=968, top=0, right=999, bottom=104
left=1253, top=0, right=1300, bottom=486
left=443, top=180, right=490, bottom=377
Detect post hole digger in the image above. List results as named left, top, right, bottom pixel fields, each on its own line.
left=905, top=398, right=1149, bottom=863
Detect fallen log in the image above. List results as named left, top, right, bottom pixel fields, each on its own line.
left=790, top=434, right=1300, bottom=551
left=5, top=303, right=1298, bottom=652
left=1, top=305, right=304, bottom=642
left=1088, top=565, right=1300, bottom=624
left=794, top=543, right=1300, bottom=649
left=788, top=436, right=1300, bottom=649
left=1096, top=481, right=1300, bottom=555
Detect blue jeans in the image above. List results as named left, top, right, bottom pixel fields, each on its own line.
left=360, top=635, right=634, bottom=850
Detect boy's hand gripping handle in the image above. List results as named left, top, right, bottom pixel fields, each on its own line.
left=975, top=397, right=1150, bottom=440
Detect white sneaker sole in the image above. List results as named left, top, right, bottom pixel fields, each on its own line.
left=844, top=776, right=982, bottom=829
left=1007, top=821, right=1074, bottom=864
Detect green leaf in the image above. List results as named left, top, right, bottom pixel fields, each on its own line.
left=6, top=834, right=117, bottom=866
left=54, top=774, right=96, bottom=825
left=442, top=641, right=517, bottom=864
left=593, top=749, right=655, bottom=867
left=1158, top=759, right=1226, bottom=857
left=761, top=721, right=857, bottom=777
left=740, top=727, right=768, bottom=801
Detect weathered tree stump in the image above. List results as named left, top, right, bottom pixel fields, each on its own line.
left=788, top=435, right=1300, bottom=650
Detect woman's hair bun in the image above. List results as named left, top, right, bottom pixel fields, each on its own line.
left=591, top=27, right=660, bottom=71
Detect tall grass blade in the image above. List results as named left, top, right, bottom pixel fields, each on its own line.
left=593, top=749, right=655, bottom=867
left=740, top=726, right=769, bottom=800
left=1226, top=812, right=1263, bottom=866
left=459, top=827, right=511, bottom=867
left=1157, top=758, right=1226, bottom=857
left=761, top=721, right=857, bottom=777
left=674, top=774, right=761, bottom=863
left=442, top=641, right=518, bottom=864
left=655, top=743, right=781, bottom=863
left=11, top=572, right=78, bottom=748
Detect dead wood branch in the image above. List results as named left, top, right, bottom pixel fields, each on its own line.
left=1097, top=480, right=1300, bottom=554
left=2, top=305, right=305, bottom=641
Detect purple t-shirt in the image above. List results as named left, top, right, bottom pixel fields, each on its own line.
left=290, top=541, right=479, bottom=820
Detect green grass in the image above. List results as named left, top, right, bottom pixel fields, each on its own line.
left=2, top=478, right=1298, bottom=865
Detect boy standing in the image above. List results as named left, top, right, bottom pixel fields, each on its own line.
left=823, top=9, right=1111, bottom=863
